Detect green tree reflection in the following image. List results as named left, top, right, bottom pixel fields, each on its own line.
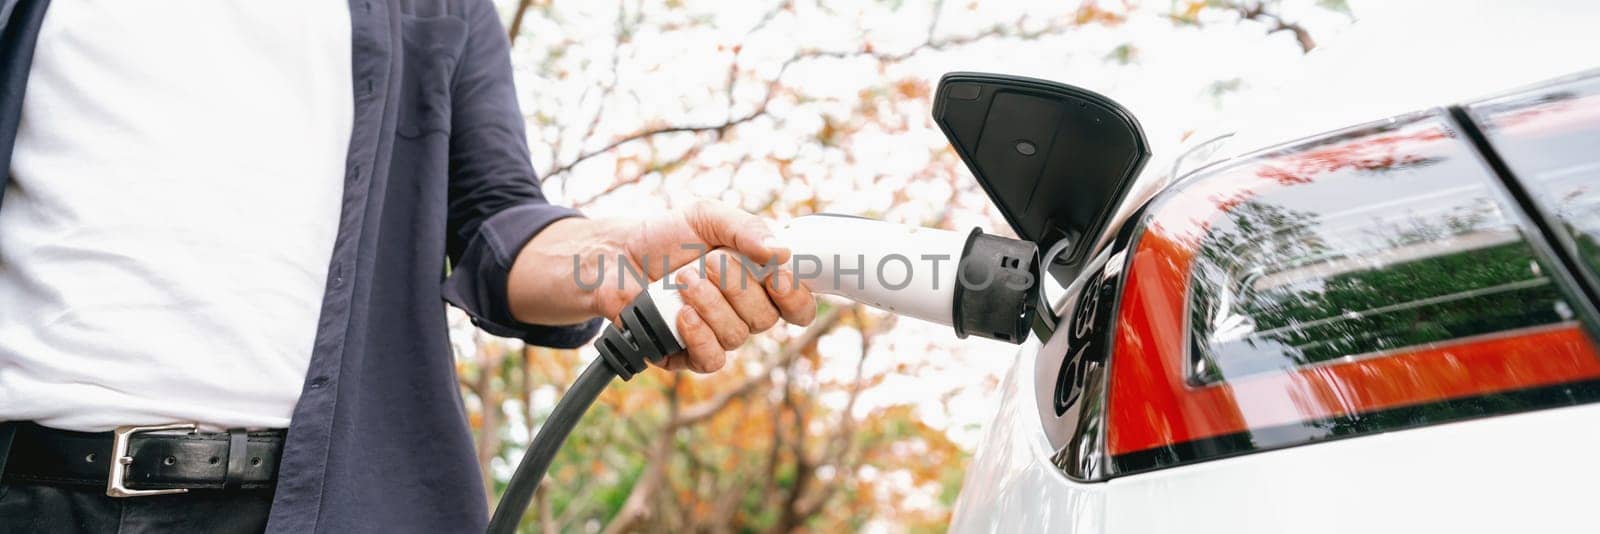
left=1189, top=197, right=1570, bottom=384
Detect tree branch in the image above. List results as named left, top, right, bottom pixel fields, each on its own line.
left=507, top=0, right=535, bottom=43
left=1231, top=1, right=1316, bottom=53
left=669, top=306, right=846, bottom=428
left=470, top=334, right=505, bottom=510
left=539, top=11, right=1075, bottom=185
left=794, top=310, right=890, bottom=519
left=542, top=102, right=773, bottom=184
left=601, top=377, right=680, bottom=534
left=570, top=142, right=708, bottom=209
left=771, top=350, right=812, bottom=534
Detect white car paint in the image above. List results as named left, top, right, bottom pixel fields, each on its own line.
left=951, top=335, right=1103, bottom=533
left=1102, top=402, right=1600, bottom=534
left=954, top=333, right=1600, bottom=533
left=951, top=1, right=1600, bottom=532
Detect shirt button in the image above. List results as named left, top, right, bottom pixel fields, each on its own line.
left=309, top=376, right=331, bottom=389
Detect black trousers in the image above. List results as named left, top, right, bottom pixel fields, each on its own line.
left=0, top=482, right=272, bottom=533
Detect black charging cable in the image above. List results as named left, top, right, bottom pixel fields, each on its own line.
left=485, top=291, right=681, bottom=534
left=1035, top=237, right=1073, bottom=326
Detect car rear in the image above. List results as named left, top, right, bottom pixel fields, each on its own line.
left=951, top=10, right=1600, bottom=527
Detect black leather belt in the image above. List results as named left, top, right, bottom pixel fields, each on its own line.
left=0, top=421, right=284, bottom=496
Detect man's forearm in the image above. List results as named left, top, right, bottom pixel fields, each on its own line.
left=506, top=217, right=631, bottom=325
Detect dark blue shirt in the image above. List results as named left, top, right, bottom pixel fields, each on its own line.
left=0, top=0, right=601, bottom=531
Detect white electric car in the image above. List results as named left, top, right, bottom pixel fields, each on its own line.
left=944, top=2, right=1600, bottom=532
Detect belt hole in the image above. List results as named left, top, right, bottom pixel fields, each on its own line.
left=163, top=456, right=177, bottom=466
left=84, top=453, right=96, bottom=463
left=209, top=456, right=220, bottom=465
left=250, top=457, right=262, bottom=467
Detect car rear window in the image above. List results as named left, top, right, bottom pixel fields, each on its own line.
left=1187, top=144, right=1574, bottom=385
left=1105, top=110, right=1600, bottom=475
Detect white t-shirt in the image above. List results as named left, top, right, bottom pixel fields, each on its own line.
left=0, top=1, right=353, bottom=431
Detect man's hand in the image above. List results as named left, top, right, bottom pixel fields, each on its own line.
left=506, top=200, right=817, bottom=373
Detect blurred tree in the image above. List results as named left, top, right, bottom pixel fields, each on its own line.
left=453, top=1, right=1346, bottom=532
left=1171, top=1, right=1345, bottom=53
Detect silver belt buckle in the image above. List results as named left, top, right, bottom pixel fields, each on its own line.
left=107, top=423, right=198, bottom=498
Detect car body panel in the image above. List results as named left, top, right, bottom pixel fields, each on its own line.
left=1102, top=402, right=1600, bottom=534
left=958, top=346, right=1600, bottom=533
left=951, top=336, right=1103, bottom=534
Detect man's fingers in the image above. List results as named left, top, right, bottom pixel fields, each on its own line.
left=676, top=269, right=750, bottom=350
left=703, top=250, right=780, bottom=332
left=686, top=199, right=789, bottom=265
left=624, top=199, right=821, bottom=378
left=675, top=307, right=727, bottom=373
left=653, top=353, right=692, bottom=372
left=765, top=267, right=817, bottom=326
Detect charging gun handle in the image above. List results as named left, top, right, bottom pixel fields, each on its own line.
left=647, top=213, right=974, bottom=345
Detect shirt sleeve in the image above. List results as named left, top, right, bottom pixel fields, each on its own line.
left=438, top=0, right=602, bottom=348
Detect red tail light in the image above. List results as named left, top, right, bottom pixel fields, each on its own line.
left=1106, top=111, right=1600, bottom=472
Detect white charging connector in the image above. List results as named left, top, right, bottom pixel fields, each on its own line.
left=645, top=214, right=1039, bottom=349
